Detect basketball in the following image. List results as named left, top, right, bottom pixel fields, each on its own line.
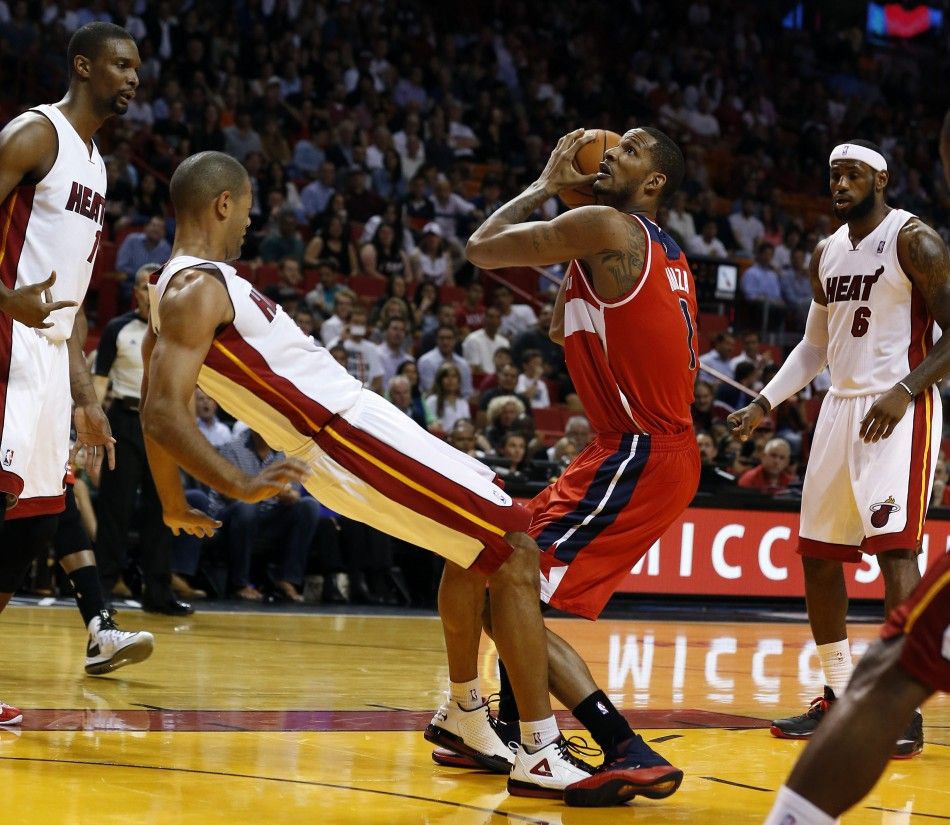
left=559, top=129, right=621, bottom=208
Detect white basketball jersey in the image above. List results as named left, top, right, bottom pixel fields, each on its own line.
left=0, top=104, right=106, bottom=342
left=149, top=256, right=363, bottom=453
left=819, top=208, right=929, bottom=396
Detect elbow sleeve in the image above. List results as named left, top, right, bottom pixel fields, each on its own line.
left=760, top=302, right=828, bottom=409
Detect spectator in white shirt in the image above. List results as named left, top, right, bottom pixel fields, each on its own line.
left=462, top=306, right=510, bottom=378
left=410, top=223, right=454, bottom=285
left=327, top=305, right=384, bottom=394
left=430, top=176, right=477, bottom=243
left=195, top=389, right=233, bottom=448
left=689, top=220, right=729, bottom=258
left=446, top=100, right=480, bottom=159
left=728, top=198, right=765, bottom=256
left=375, top=317, right=414, bottom=387
left=665, top=191, right=697, bottom=247
left=698, top=331, right=736, bottom=387
left=417, top=324, right=474, bottom=398
left=515, top=350, right=551, bottom=409
left=494, top=284, right=538, bottom=340
left=320, top=288, right=355, bottom=346
left=425, top=363, right=471, bottom=435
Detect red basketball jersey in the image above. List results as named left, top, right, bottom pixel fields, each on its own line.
left=562, top=213, right=698, bottom=436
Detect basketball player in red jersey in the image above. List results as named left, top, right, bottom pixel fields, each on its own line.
left=760, top=110, right=950, bottom=825
left=445, top=128, right=699, bottom=805
left=0, top=23, right=152, bottom=726
left=140, top=150, right=595, bottom=797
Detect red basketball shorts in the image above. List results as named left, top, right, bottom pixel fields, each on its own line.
left=528, top=430, right=699, bottom=619
left=881, top=551, right=950, bottom=693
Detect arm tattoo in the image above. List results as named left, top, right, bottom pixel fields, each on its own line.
left=489, top=185, right=552, bottom=230
left=594, top=220, right=646, bottom=296
left=904, top=222, right=950, bottom=307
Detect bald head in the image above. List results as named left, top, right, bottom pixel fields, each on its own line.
left=170, top=151, right=249, bottom=215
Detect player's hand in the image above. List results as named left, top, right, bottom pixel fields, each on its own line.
left=73, top=403, right=117, bottom=473
left=859, top=386, right=912, bottom=443
left=234, top=458, right=311, bottom=502
left=537, top=129, right=600, bottom=196
left=726, top=403, right=765, bottom=442
left=163, top=506, right=222, bottom=537
left=0, top=271, right=77, bottom=329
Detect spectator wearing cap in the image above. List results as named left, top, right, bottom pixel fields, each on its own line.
left=410, top=223, right=454, bottom=285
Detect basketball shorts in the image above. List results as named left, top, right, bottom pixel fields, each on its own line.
left=799, top=389, right=941, bottom=563
left=528, top=430, right=699, bottom=620
left=291, top=390, right=529, bottom=575
left=880, top=551, right=950, bottom=693
left=0, top=320, right=71, bottom=519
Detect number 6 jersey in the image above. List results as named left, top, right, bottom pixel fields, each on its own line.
left=819, top=208, right=931, bottom=397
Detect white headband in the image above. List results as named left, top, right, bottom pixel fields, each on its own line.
left=829, top=143, right=887, bottom=172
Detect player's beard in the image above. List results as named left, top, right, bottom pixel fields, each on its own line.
left=110, top=92, right=130, bottom=115
left=833, top=188, right=875, bottom=222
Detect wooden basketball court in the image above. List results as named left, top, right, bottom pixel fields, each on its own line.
left=0, top=604, right=946, bottom=823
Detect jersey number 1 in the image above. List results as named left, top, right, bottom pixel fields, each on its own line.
left=678, top=298, right=697, bottom=369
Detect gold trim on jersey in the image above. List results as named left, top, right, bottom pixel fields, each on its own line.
left=0, top=191, right=18, bottom=268
left=904, top=566, right=950, bottom=634
left=916, top=342, right=932, bottom=543
left=213, top=339, right=506, bottom=539
left=322, top=424, right=506, bottom=538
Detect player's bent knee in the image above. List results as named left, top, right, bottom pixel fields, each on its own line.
left=491, top=544, right=540, bottom=594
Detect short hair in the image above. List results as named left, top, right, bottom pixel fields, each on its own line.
left=169, top=151, right=249, bottom=215
left=387, top=375, right=410, bottom=393
left=67, top=23, right=134, bottom=74
left=642, top=127, right=685, bottom=205
left=135, top=263, right=160, bottom=284
left=843, top=138, right=885, bottom=156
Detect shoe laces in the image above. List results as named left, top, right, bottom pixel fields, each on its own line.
left=805, top=694, right=832, bottom=718
left=557, top=735, right=601, bottom=770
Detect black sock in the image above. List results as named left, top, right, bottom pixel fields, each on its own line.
left=67, top=565, right=107, bottom=627
left=572, top=690, right=634, bottom=753
left=496, top=660, right=520, bottom=724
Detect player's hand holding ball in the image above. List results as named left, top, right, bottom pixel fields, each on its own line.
left=538, top=129, right=621, bottom=207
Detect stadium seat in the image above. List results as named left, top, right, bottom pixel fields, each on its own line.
left=348, top=274, right=387, bottom=300
left=533, top=405, right=569, bottom=445
left=440, top=285, right=466, bottom=305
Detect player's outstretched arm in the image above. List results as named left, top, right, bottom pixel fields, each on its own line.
left=0, top=116, right=78, bottom=327
left=859, top=220, right=950, bottom=443
left=466, top=129, right=613, bottom=269
left=140, top=271, right=309, bottom=521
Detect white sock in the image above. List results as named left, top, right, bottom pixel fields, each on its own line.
left=818, top=640, right=853, bottom=697
left=520, top=715, right=560, bottom=752
left=449, top=678, right=482, bottom=711
left=763, top=785, right=838, bottom=825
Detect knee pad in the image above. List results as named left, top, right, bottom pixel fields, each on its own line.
left=0, top=514, right=59, bottom=591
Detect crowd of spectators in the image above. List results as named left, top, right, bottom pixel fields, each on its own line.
left=5, top=0, right=950, bottom=605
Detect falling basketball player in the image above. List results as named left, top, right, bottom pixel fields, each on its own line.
left=0, top=23, right=153, bottom=728
left=729, top=138, right=950, bottom=758
left=139, top=150, right=595, bottom=797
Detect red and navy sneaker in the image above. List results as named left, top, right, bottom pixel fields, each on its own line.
left=563, top=734, right=683, bottom=807
left=771, top=686, right=836, bottom=739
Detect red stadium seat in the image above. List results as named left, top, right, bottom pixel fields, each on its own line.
left=440, top=285, right=466, bottom=305
left=533, top=405, right=569, bottom=445
left=254, top=264, right=281, bottom=289
left=348, top=274, right=387, bottom=300
left=698, top=312, right=730, bottom=337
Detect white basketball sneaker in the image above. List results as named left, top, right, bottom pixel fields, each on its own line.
left=424, top=698, right=515, bottom=773
left=84, top=610, right=154, bottom=675
left=508, top=737, right=597, bottom=798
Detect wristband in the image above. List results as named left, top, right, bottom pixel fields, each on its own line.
left=897, top=381, right=915, bottom=398
left=752, top=396, right=771, bottom=415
